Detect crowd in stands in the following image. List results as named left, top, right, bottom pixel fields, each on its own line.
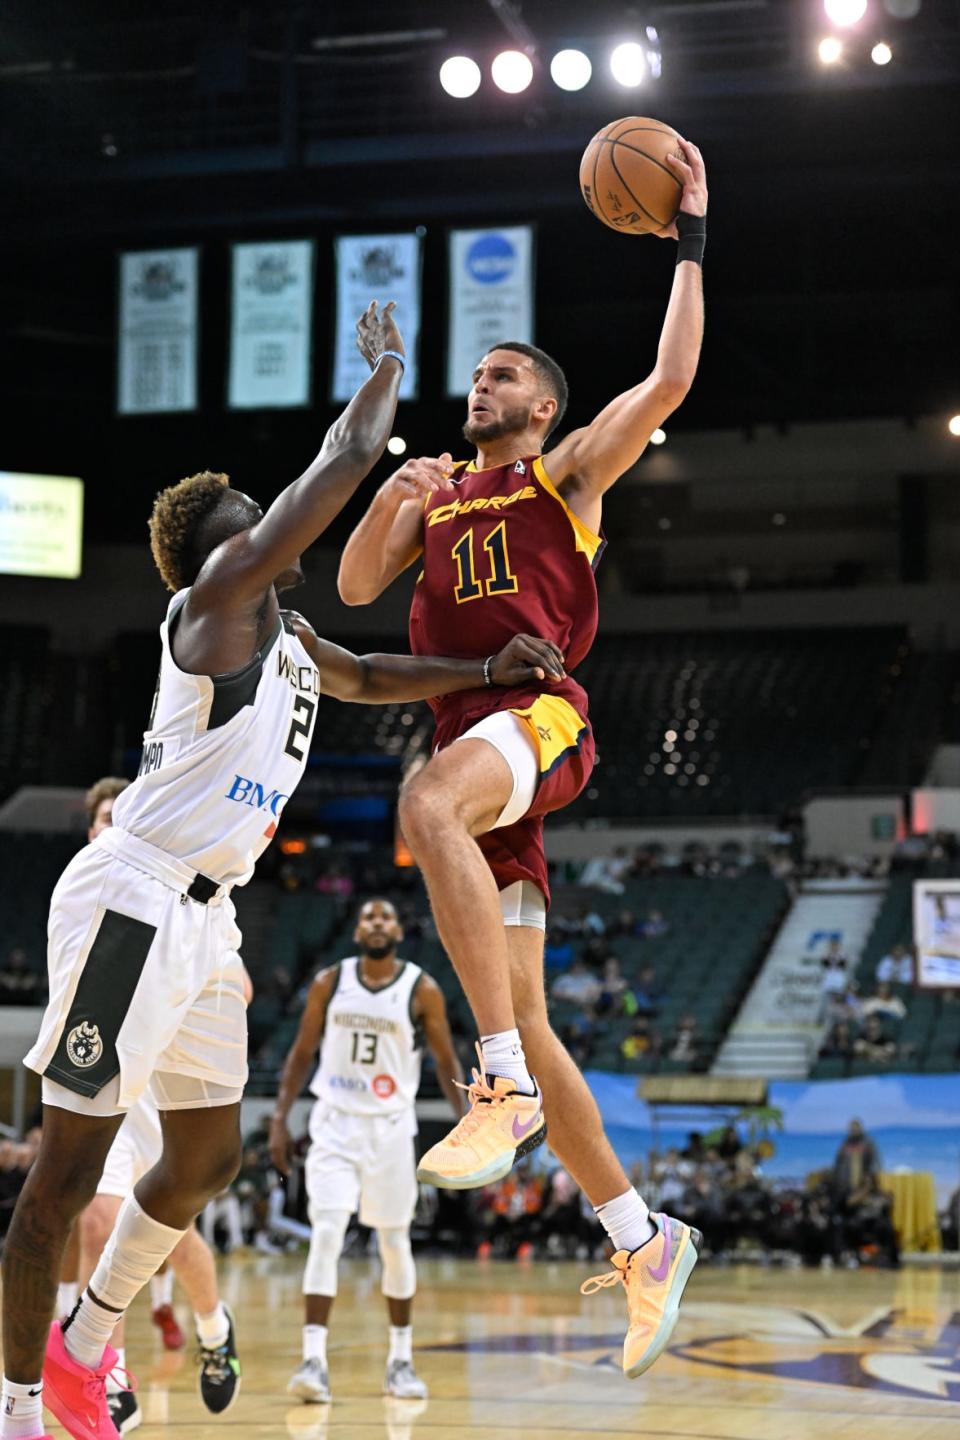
left=817, top=939, right=960, bottom=1072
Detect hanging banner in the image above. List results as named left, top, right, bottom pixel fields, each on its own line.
left=228, top=240, right=314, bottom=409
left=446, top=225, right=534, bottom=398
left=117, top=248, right=198, bottom=414
left=332, top=233, right=421, bottom=403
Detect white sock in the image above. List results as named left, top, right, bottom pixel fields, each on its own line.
left=388, top=1325, right=412, bottom=1365
left=106, top=1347, right=126, bottom=1396
left=595, top=1189, right=657, bottom=1253
left=0, top=1378, right=43, bottom=1439
left=64, top=1197, right=186, bottom=1370
left=149, top=1270, right=173, bottom=1309
left=56, top=1281, right=79, bottom=1316
left=479, top=1029, right=534, bottom=1093
left=303, top=1324, right=327, bottom=1365
left=195, top=1303, right=229, bottom=1350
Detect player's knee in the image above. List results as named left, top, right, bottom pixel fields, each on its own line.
left=30, top=1147, right=108, bottom=1221
left=79, top=1200, right=116, bottom=1256
left=377, top=1227, right=416, bottom=1300
left=303, top=1207, right=350, bottom=1296
left=398, top=772, right=456, bottom=845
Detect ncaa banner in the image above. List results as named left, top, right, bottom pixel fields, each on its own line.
left=228, top=240, right=315, bottom=409
left=332, top=233, right=422, bottom=403
left=446, top=225, right=534, bottom=397
left=117, top=248, right=198, bottom=414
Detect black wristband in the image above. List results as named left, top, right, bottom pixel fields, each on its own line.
left=676, top=211, right=706, bottom=267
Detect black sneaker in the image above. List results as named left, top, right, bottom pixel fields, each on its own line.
left=196, top=1304, right=241, bottom=1414
left=107, top=1387, right=142, bottom=1434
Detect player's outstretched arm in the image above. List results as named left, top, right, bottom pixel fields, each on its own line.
left=282, top=612, right=566, bottom=703
left=338, top=454, right=455, bottom=605
left=546, top=139, right=707, bottom=533
left=415, top=975, right=467, bottom=1118
left=199, top=302, right=404, bottom=609
left=269, top=967, right=336, bottom=1176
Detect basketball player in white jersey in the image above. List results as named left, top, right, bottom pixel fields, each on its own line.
left=66, top=777, right=247, bottom=1433
left=0, top=301, right=566, bottom=1440
left=269, top=898, right=464, bottom=1404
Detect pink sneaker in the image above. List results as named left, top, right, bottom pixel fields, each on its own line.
left=41, top=1321, right=128, bottom=1440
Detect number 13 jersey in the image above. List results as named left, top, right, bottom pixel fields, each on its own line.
left=112, top=589, right=320, bottom=887
left=310, top=957, right=423, bottom=1119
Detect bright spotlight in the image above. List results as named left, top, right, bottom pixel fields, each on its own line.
left=491, top=50, right=533, bottom=94
left=549, top=48, right=592, bottom=91
left=818, top=35, right=844, bottom=63
left=610, top=41, right=647, bottom=87
left=824, top=0, right=868, bottom=25
left=871, top=40, right=893, bottom=63
left=439, top=56, right=481, bottom=99
left=386, top=436, right=407, bottom=456
left=650, top=428, right=667, bottom=446
left=948, top=415, right=960, bottom=437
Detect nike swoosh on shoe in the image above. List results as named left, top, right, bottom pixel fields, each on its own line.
left=512, top=1109, right=543, bottom=1141
left=645, top=1218, right=674, bottom=1283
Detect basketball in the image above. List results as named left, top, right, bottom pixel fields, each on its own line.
left=579, top=116, right=685, bottom=235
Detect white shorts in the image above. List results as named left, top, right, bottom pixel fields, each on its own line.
left=26, top=827, right=248, bottom=1115
left=453, top=712, right=546, bottom=932
left=305, top=1102, right=418, bottom=1229
left=97, top=1093, right=163, bottom=1196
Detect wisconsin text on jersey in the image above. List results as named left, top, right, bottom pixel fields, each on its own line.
left=331, top=1013, right=400, bottom=1035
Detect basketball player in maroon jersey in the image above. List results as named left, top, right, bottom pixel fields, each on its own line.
left=338, top=140, right=707, bottom=1377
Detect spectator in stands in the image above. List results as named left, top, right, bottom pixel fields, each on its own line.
left=578, top=846, right=631, bottom=895
left=610, top=908, right=641, bottom=939
left=550, top=958, right=601, bottom=1009
left=854, top=1014, right=897, bottom=1062
left=640, top=909, right=670, bottom=938
left=819, top=1018, right=856, bottom=1063
left=631, top=964, right=663, bottom=1017
left=715, top=1124, right=743, bottom=1163
left=861, top=982, right=907, bottom=1024
left=596, top=957, right=629, bottom=1016
left=875, top=943, right=913, bottom=987
left=819, top=939, right=850, bottom=1022
left=669, top=1014, right=700, bottom=1066
left=832, top=1120, right=881, bottom=1201
left=0, top=946, right=44, bottom=1006
left=620, top=1017, right=661, bottom=1064
left=676, top=1169, right=728, bottom=1253
left=544, top=928, right=575, bottom=973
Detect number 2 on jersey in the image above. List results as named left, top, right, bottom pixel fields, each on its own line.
left=452, top=521, right=519, bottom=603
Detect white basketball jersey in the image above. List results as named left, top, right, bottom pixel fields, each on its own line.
left=310, top=957, right=423, bottom=1118
left=112, top=590, right=319, bottom=886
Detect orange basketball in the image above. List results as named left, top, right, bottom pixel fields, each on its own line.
left=579, top=117, right=685, bottom=235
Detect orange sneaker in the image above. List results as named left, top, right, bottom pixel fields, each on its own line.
left=416, top=1051, right=546, bottom=1190
left=580, top=1213, right=701, bottom=1378
left=151, top=1302, right=185, bottom=1351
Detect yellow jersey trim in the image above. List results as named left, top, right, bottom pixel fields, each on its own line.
left=509, top=693, right=589, bottom=780
left=531, top=457, right=603, bottom=564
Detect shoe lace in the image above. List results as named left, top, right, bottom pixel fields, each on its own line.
left=84, top=1363, right=136, bottom=1404
left=196, top=1342, right=232, bottom=1383
left=449, top=1044, right=504, bottom=1144
left=579, top=1264, right=625, bottom=1297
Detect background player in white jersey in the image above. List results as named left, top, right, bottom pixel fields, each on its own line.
left=69, top=777, right=246, bottom=1433
left=0, top=301, right=564, bottom=1440
left=269, top=899, right=464, bottom=1404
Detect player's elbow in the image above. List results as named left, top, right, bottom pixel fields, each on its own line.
left=653, top=372, right=694, bottom=408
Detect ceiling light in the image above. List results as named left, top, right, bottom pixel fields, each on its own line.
left=610, top=42, right=647, bottom=87
left=491, top=50, right=533, bottom=94
left=948, top=415, right=960, bottom=437
left=818, top=35, right=844, bottom=63
left=824, top=0, right=868, bottom=25
left=549, top=49, right=592, bottom=91
left=386, top=436, right=407, bottom=456
left=439, top=56, right=481, bottom=99
left=650, top=428, right=666, bottom=445
left=871, top=40, right=893, bottom=63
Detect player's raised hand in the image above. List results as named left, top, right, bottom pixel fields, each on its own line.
left=356, top=299, right=405, bottom=371
left=268, top=1114, right=295, bottom=1177
left=658, top=139, right=707, bottom=239
left=492, top=634, right=566, bottom=686
left=387, top=453, right=456, bottom=498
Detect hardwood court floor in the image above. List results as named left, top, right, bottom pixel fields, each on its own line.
left=30, top=1253, right=960, bottom=1438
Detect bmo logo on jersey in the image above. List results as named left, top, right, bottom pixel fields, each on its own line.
left=224, top=774, right=289, bottom=816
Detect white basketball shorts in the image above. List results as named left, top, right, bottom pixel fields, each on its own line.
left=25, top=827, right=248, bottom=1115
left=305, top=1102, right=418, bottom=1229
left=97, top=1092, right=164, bottom=1196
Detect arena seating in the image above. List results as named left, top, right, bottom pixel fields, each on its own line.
left=0, top=627, right=54, bottom=801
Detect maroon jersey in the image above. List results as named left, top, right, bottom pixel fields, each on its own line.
left=409, top=454, right=605, bottom=735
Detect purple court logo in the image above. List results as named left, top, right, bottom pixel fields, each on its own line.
left=466, top=233, right=516, bottom=285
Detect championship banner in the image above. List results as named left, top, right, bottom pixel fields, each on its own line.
left=446, top=225, right=534, bottom=397
left=228, top=240, right=314, bottom=409
left=117, top=248, right=198, bottom=414
left=332, top=234, right=422, bottom=402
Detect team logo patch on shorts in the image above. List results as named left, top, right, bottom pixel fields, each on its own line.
left=372, top=1073, right=397, bottom=1099
left=66, top=1020, right=104, bottom=1068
